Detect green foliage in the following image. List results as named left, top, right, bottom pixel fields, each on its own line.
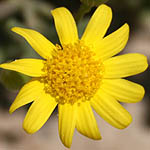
left=80, top=0, right=109, bottom=7
left=0, top=70, right=30, bottom=91
left=75, top=0, right=109, bottom=23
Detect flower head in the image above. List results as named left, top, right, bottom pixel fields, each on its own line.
left=0, top=4, right=148, bottom=148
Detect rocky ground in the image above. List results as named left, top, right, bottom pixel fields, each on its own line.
left=0, top=100, right=150, bottom=150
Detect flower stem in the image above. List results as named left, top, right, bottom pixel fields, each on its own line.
left=75, top=3, right=92, bottom=24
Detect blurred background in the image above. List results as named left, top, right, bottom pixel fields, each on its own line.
left=0, top=0, right=150, bottom=149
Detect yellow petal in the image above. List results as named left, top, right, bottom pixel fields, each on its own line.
left=23, top=92, right=57, bottom=134
left=51, top=7, right=78, bottom=45
left=0, top=59, right=45, bottom=77
left=9, top=79, right=44, bottom=114
left=58, top=103, right=77, bottom=148
left=12, top=27, right=56, bottom=59
left=76, top=101, right=101, bottom=140
left=103, top=53, right=148, bottom=78
left=100, top=79, right=145, bottom=103
left=81, top=4, right=112, bottom=46
left=91, top=90, right=132, bottom=129
left=94, top=24, right=129, bottom=61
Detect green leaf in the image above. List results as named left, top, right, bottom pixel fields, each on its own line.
left=0, top=70, right=31, bottom=91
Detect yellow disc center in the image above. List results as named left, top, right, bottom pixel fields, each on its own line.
left=42, top=41, right=102, bottom=104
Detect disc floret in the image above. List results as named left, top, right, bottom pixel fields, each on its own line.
left=42, top=41, right=102, bottom=104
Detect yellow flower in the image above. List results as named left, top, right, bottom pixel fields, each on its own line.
left=0, top=4, right=148, bottom=148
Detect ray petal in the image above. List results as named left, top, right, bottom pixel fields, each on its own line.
left=91, top=90, right=132, bottom=129
left=12, top=27, right=56, bottom=59
left=103, top=53, right=148, bottom=78
left=23, top=92, right=57, bottom=134
left=58, top=103, right=77, bottom=148
left=9, top=79, right=44, bottom=113
left=51, top=7, right=78, bottom=45
left=94, top=24, right=129, bottom=61
left=0, top=59, right=45, bottom=77
left=76, top=101, right=101, bottom=140
left=100, top=79, right=145, bottom=103
left=81, top=4, right=112, bottom=46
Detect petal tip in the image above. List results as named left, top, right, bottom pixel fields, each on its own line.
left=11, top=27, right=26, bottom=36
left=60, top=135, right=72, bottom=148
left=23, top=128, right=33, bottom=135
left=144, top=56, right=149, bottom=70
left=141, top=86, right=145, bottom=99
left=9, top=102, right=19, bottom=114
left=136, top=85, right=145, bottom=102
left=0, top=63, right=11, bottom=70
left=124, top=23, right=129, bottom=27
left=0, top=63, right=8, bottom=69
left=9, top=107, right=14, bottom=114
left=11, top=27, right=21, bottom=33
left=100, top=4, right=111, bottom=9
left=120, top=115, right=133, bottom=130
left=23, top=123, right=34, bottom=135
left=101, top=4, right=112, bottom=15
left=0, top=64, right=4, bottom=68
left=93, top=134, right=102, bottom=140
left=63, top=143, right=71, bottom=148
left=51, top=7, right=67, bottom=15
left=124, top=23, right=129, bottom=32
left=137, top=53, right=149, bottom=71
left=99, top=4, right=112, bottom=15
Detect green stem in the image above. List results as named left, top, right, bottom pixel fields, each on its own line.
left=75, top=3, right=92, bottom=24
